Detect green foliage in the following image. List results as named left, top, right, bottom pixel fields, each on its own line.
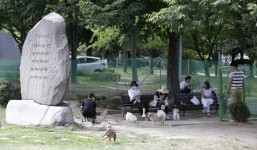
left=0, top=72, right=19, bottom=81
left=182, top=49, right=200, bottom=60
left=87, top=27, right=122, bottom=52
left=76, top=95, right=121, bottom=109
left=0, top=81, right=21, bottom=106
left=229, top=101, right=250, bottom=123
left=78, top=71, right=120, bottom=81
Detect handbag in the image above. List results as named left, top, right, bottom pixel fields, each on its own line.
left=190, top=96, right=200, bottom=105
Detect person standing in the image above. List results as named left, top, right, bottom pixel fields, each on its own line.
left=128, top=81, right=149, bottom=118
left=180, top=75, right=192, bottom=93
left=226, top=61, right=244, bottom=102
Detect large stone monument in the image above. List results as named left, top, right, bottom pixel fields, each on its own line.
left=0, top=32, right=21, bottom=59
left=6, top=12, right=74, bottom=125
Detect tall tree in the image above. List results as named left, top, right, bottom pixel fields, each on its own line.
left=0, top=0, right=49, bottom=49
left=90, top=0, right=165, bottom=81
left=148, top=0, right=184, bottom=103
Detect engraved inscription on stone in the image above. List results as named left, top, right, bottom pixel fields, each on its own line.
left=20, top=12, right=70, bottom=106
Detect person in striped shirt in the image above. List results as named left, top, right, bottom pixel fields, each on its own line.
left=226, top=61, right=244, bottom=102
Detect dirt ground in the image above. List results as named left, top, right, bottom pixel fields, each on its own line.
left=68, top=101, right=257, bottom=149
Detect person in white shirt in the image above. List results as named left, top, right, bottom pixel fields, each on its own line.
left=180, top=75, right=192, bottom=93
left=128, top=81, right=149, bottom=118
left=201, top=81, right=214, bottom=117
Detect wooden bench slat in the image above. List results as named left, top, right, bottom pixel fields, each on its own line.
left=120, top=94, right=155, bottom=118
left=175, top=92, right=219, bottom=117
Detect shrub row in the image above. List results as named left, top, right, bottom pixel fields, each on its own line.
left=76, top=94, right=121, bottom=109
left=0, top=81, right=21, bottom=106
left=78, top=70, right=120, bottom=81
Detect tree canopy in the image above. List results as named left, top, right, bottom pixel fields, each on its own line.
left=1, top=0, right=257, bottom=96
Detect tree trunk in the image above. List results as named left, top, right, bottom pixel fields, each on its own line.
left=167, top=31, right=180, bottom=104
left=131, top=43, right=138, bottom=81
left=70, top=15, right=78, bottom=83
left=20, top=25, right=27, bottom=52
left=86, top=48, right=92, bottom=56
left=123, top=50, right=127, bottom=73
left=150, top=49, right=156, bottom=74
left=203, top=62, right=210, bottom=77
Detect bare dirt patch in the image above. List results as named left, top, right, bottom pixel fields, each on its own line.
left=68, top=100, right=257, bottom=149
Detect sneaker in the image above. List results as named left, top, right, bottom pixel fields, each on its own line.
left=141, top=114, right=146, bottom=117
left=206, top=113, right=210, bottom=117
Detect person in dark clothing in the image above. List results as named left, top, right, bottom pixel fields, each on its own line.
left=81, top=93, right=97, bottom=122
left=149, top=86, right=171, bottom=120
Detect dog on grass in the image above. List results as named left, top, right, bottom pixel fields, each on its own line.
left=173, top=108, right=180, bottom=120
left=102, top=123, right=116, bottom=142
left=148, top=110, right=166, bottom=125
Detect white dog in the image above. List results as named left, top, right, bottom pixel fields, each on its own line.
left=173, top=108, right=180, bottom=120
left=125, top=112, right=137, bottom=122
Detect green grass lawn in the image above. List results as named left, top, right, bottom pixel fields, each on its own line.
left=0, top=106, right=185, bottom=150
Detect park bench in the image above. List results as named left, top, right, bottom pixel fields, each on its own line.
left=120, top=94, right=158, bottom=118
left=175, top=92, right=219, bottom=117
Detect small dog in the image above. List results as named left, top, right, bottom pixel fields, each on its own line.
left=173, top=108, right=180, bottom=120
left=102, top=123, right=116, bottom=142
left=148, top=110, right=166, bottom=125
left=125, top=112, right=137, bottom=122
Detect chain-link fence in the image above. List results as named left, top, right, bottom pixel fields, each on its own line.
left=1, top=58, right=257, bottom=120
left=0, top=59, right=20, bottom=81
left=218, top=64, right=257, bottom=121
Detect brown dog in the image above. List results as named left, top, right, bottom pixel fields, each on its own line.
left=102, top=123, right=116, bottom=142
left=148, top=110, right=166, bottom=125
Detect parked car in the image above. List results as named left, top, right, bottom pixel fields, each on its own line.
left=76, top=56, right=107, bottom=72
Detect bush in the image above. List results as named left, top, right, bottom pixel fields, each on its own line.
left=0, top=81, right=21, bottom=106
left=229, top=101, right=250, bottom=123
left=80, top=71, right=120, bottom=81
left=0, top=72, right=19, bottom=81
left=76, top=95, right=121, bottom=109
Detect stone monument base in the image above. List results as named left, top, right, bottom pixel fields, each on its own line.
left=6, top=100, right=74, bottom=125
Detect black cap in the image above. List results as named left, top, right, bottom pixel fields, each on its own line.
left=130, top=81, right=138, bottom=87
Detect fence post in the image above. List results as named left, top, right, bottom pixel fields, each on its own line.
left=187, top=59, right=190, bottom=75
left=116, top=58, right=119, bottom=95
left=219, top=68, right=223, bottom=121
left=160, top=58, right=162, bottom=88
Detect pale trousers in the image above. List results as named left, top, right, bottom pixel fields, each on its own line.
left=201, top=98, right=213, bottom=113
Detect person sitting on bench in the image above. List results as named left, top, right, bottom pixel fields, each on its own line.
left=128, top=81, right=149, bottom=118
left=149, top=86, right=171, bottom=120
left=180, top=75, right=192, bottom=93
left=201, top=81, right=214, bottom=117
left=81, top=93, right=97, bottom=123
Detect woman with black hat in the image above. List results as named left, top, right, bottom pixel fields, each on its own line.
left=128, top=81, right=149, bottom=118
